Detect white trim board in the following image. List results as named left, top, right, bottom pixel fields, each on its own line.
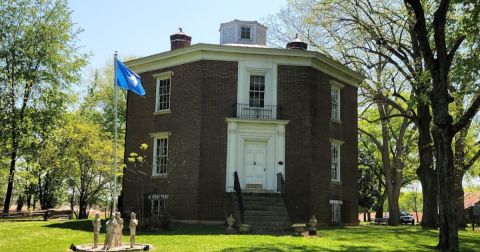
left=125, top=43, right=364, bottom=87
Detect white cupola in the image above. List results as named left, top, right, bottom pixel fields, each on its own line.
left=219, top=20, right=267, bottom=46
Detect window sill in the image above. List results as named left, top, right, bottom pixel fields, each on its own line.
left=330, top=180, right=342, bottom=185
left=151, top=174, right=168, bottom=179
left=154, top=110, right=171, bottom=115
left=330, top=119, right=342, bottom=124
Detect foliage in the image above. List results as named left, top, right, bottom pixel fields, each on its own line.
left=59, top=114, right=119, bottom=219
left=0, top=0, right=87, bottom=212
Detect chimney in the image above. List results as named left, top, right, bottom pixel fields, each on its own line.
left=170, top=28, right=191, bottom=50
left=286, top=34, right=307, bottom=50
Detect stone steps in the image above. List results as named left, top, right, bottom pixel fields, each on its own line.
left=241, top=193, right=291, bottom=234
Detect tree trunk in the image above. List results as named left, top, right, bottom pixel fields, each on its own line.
left=416, top=100, right=438, bottom=228
left=388, top=188, right=401, bottom=226
left=3, top=143, right=18, bottom=216
left=454, top=125, right=469, bottom=228
left=363, top=212, right=367, bottom=222
left=26, top=192, right=32, bottom=211
left=78, top=197, right=88, bottom=219
left=375, top=190, right=386, bottom=219
left=16, top=194, right=24, bottom=212
left=454, top=172, right=466, bottom=228
left=433, top=127, right=458, bottom=251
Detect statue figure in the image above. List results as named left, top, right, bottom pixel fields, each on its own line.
left=226, top=213, right=235, bottom=233
left=102, top=218, right=117, bottom=250
left=129, top=212, right=138, bottom=248
left=114, top=212, right=124, bottom=247
left=308, top=214, right=318, bottom=236
left=308, top=214, right=318, bottom=228
left=92, top=213, right=101, bottom=248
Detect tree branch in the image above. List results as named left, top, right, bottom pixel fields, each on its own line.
left=452, top=93, right=480, bottom=134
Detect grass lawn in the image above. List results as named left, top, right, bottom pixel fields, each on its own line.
left=0, top=220, right=479, bottom=251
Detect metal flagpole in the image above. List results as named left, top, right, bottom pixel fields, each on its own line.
left=113, top=51, right=118, bottom=216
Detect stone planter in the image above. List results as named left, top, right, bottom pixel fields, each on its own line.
left=239, top=224, right=251, bottom=234
left=291, top=223, right=306, bottom=234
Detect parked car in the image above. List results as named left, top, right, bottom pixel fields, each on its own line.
left=400, top=212, right=415, bottom=225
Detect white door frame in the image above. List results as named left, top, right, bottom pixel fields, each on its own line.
left=225, top=118, right=289, bottom=192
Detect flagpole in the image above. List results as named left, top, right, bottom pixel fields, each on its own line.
left=113, top=51, right=118, bottom=216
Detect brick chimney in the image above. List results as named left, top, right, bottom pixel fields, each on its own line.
left=286, top=34, right=307, bottom=50
left=170, top=28, right=191, bottom=50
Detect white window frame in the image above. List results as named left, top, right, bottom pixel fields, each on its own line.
left=149, top=194, right=168, bottom=216
left=330, top=81, right=344, bottom=122
left=151, top=132, right=170, bottom=176
left=249, top=74, right=266, bottom=108
left=153, top=71, right=174, bottom=114
left=329, top=200, right=343, bottom=224
left=240, top=26, right=251, bottom=40
left=330, top=138, right=344, bottom=182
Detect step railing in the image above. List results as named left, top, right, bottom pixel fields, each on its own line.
left=233, top=171, right=245, bottom=223
left=277, top=172, right=297, bottom=223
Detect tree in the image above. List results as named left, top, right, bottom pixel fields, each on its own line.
left=266, top=0, right=439, bottom=228
left=60, top=115, right=117, bottom=219
left=358, top=144, right=383, bottom=222
left=404, top=0, right=480, bottom=250
left=0, top=0, right=86, bottom=214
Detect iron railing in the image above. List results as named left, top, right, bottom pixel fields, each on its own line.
left=233, top=171, right=245, bottom=223
left=277, top=172, right=297, bottom=223
left=234, top=103, right=280, bottom=120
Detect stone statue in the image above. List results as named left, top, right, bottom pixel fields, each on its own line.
left=114, top=212, right=124, bottom=247
left=129, top=212, right=138, bottom=248
left=92, top=213, right=101, bottom=248
left=308, top=214, right=318, bottom=236
left=308, top=214, right=318, bottom=228
left=226, top=213, right=235, bottom=233
left=102, top=217, right=117, bottom=250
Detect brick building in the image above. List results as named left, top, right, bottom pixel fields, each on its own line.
left=121, top=20, right=364, bottom=231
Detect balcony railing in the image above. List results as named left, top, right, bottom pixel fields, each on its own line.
left=234, top=103, right=280, bottom=120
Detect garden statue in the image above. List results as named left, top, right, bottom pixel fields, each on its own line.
left=226, top=213, right=235, bottom=233
left=308, top=214, right=317, bottom=236
left=129, top=212, right=138, bottom=248
left=102, top=217, right=117, bottom=250
left=92, top=213, right=101, bottom=248
left=114, top=212, right=124, bottom=247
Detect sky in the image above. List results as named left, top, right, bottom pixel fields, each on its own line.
left=68, top=0, right=286, bottom=71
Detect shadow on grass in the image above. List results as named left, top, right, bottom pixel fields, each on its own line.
left=45, top=219, right=105, bottom=232
left=45, top=219, right=226, bottom=235
left=220, top=244, right=376, bottom=252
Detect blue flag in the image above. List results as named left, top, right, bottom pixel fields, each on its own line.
left=115, top=58, right=145, bottom=96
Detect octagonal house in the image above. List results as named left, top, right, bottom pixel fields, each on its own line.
left=120, top=19, right=363, bottom=233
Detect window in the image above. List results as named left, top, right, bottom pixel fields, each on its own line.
left=330, top=200, right=343, bottom=224
left=153, top=136, right=168, bottom=176
left=156, top=77, right=171, bottom=112
left=149, top=194, right=168, bottom=216
left=331, top=142, right=341, bottom=182
left=240, top=26, right=251, bottom=39
left=331, top=86, right=340, bottom=121
left=249, top=75, right=265, bottom=107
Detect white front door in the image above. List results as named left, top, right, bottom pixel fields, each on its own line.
left=244, top=140, right=267, bottom=189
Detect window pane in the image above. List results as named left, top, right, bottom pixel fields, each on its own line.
left=157, top=78, right=170, bottom=111
left=249, top=75, right=265, bottom=108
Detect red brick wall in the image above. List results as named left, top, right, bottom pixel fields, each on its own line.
left=121, top=60, right=237, bottom=221
left=122, top=60, right=358, bottom=224
left=277, top=65, right=358, bottom=225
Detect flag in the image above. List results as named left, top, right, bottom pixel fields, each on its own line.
left=115, top=58, right=145, bottom=96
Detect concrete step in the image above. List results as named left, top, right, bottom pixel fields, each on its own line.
left=244, top=210, right=289, bottom=217
left=244, top=216, right=290, bottom=223
left=247, top=221, right=290, bottom=227
left=244, top=205, right=288, bottom=211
